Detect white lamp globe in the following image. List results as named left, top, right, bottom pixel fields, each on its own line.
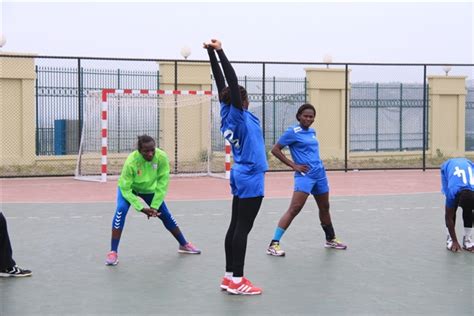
left=323, top=54, right=332, bottom=68
left=0, top=33, right=6, bottom=48
left=180, top=46, right=191, bottom=60
left=442, top=65, right=452, bottom=76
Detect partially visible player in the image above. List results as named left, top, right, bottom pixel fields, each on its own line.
left=266, top=103, right=347, bottom=257
left=105, top=135, right=201, bottom=266
left=0, top=211, right=32, bottom=277
left=205, top=39, right=268, bottom=295
left=441, top=157, right=474, bottom=252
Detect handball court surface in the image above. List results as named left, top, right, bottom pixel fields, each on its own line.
left=0, top=170, right=472, bottom=315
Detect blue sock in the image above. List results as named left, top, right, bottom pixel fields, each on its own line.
left=111, top=239, right=120, bottom=252
left=175, top=233, right=187, bottom=246
left=272, top=227, right=286, bottom=242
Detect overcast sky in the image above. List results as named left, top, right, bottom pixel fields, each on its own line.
left=1, top=1, right=473, bottom=64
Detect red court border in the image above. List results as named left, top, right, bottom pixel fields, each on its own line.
left=0, top=170, right=440, bottom=204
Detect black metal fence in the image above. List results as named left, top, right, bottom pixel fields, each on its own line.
left=1, top=54, right=473, bottom=176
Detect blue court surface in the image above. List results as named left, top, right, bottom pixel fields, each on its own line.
left=0, top=193, right=472, bottom=315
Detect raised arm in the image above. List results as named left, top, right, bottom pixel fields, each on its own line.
left=216, top=48, right=243, bottom=110
left=205, top=39, right=242, bottom=110
left=206, top=47, right=225, bottom=99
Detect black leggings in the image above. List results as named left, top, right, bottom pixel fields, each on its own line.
left=225, top=196, right=263, bottom=277
left=0, top=212, right=16, bottom=270
left=451, top=207, right=473, bottom=228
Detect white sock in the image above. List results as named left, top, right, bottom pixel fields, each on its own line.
left=232, top=277, right=242, bottom=284
left=224, top=272, right=233, bottom=280
left=464, top=227, right=472, bottom=238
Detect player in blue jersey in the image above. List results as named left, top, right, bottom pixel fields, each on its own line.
left=440, top=157, right=474, bottom=252
left=266, top=103, right=347, bottom=257
left=204, top=39, right=268, bottom=295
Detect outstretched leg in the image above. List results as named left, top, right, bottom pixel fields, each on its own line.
left=314, top=192, right=347, bottom=250
left=106, top=188, right=131, bottom=265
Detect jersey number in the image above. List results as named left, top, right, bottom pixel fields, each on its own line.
left=453, top=166, right=474, bottom=185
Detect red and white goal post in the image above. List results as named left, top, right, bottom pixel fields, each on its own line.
left=75, top=89, right=232, bottom=182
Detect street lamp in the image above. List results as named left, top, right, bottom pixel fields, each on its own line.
left=442, top=65, right=452, bottom=76
left=0, top=33, right=6, bottom=49
left=323, top=54, right=332, bottom=69
left=180, top=46, right=191, bottom=60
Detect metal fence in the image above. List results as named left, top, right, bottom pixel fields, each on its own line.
left=1, top=55, right=473, bottom=176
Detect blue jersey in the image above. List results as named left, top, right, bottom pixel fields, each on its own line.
left=278, top=124, right=325, bottom=179
left=440, top=158, right=474, bottom=208
left=220, top=103, right=268, bottom=174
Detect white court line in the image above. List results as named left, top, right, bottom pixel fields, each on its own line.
left=71, top=216, right=82, bottom=219
left=352, top=209, right=362, bottom=212
left=400, top=207, right=410, bottom=210
left=91, top=215, right=103, bottom=218
left=192, top=213, right=203, bottom=216
left=368, top=208, right=378, bottom=211
left=211, top=213, right=223, bottom=216
left=335, top=209, right=345, bottom=212
left=384, top=208, right=394, bottom=210
left=414, top=207, right=425, bottom=209
left=27, top=216, right=40, bottom=220
left=48, top=216, right=61, bottom=219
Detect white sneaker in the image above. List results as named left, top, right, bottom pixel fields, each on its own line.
left=462, top=235, right=474, bottom=252
left=446, top=236, right=453, bottom=250
left=266, top=242, right=285, bottom=257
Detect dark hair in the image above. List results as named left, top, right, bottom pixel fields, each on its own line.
left=296, top=103, right=316, bottom=121
left=137, top=135, right=155, bottom=150
left=220, top=85, right=248, bottom=105
left=458, top=190, right=474, bottom=211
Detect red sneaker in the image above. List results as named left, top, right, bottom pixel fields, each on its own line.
left=220, top=277, right=230, bottom=290
left=227, top=277, right=262, bottom=295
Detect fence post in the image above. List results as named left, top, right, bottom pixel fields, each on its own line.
left=422, top=66, right=427, bottom=170
left=344, top=64, right=349, bottom=172
left=78, top=58, right=83, bottom=153
left=174, top=60, right=178, bottom=174
left=399, top=83, right=403, bottom=151
left=262, top=62, right=266, bottom=142
left=35, top=65, right=39, bottom=155
left=375, top=83, right=379, bottom=152
left=273, top=76, right=276, bottom=145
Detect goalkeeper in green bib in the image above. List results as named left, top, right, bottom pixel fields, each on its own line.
left=105, top=135, right=201, bottom=266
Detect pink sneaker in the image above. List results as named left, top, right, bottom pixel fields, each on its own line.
left=220, top=277, right=231, bottom=290
left=324, top=238, right=347, bottom=250
left=105, top=251, right=119, bottom=266
left=178, top=242, right=201, bottom=254
left=227, top=277, right=262, bottom=295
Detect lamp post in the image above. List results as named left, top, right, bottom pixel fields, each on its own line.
left=442, top=65, right=452, bottom=76
left=323, top=54, right=332, bottom=69
left=0, top=33, right=6, bottom=49
left=180, top=46, right=191, bottom=60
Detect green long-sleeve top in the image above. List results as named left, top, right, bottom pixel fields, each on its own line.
left=117, top=148, right=170, bottom=211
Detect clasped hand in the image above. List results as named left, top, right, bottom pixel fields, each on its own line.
left=141, top=208, right=160, bottom=219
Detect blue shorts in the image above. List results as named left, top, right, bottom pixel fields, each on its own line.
left=294, top=175, right=329, bottom=196
left=230, top=169, right=265, bottom=198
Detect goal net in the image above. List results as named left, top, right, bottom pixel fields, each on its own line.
left=75, top=89, right=229, bottom=182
